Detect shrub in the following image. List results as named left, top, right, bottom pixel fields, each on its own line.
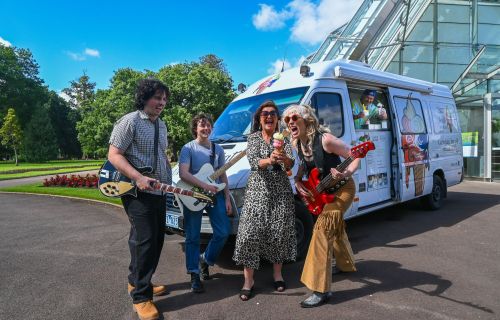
left=43, top=174, right=98, bottom=188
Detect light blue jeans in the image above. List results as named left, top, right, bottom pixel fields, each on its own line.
left=183, top=193, right=231, bottom=274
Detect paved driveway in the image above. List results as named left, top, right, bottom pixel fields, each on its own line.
left=0, top=181, right=499, bottom=320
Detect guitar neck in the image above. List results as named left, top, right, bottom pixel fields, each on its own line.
left=158, top=183, right=194, bottom=197
left=209, top=150, right=247, bottom=180
left=316, top=156, right=354, bottom=193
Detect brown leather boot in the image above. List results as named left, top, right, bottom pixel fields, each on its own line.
left=128, top=283, right=167, bottom=296
left=133, top=300, right=159, bottom=320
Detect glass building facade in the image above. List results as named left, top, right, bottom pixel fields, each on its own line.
left=307, top=0, right=500, bottom=181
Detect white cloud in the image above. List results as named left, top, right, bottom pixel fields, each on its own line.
left=252, top=4, right=290, bottom=31
left=58, top=91, right=71, bottom=102
left=66, top=51, right=86, bottom=61
left=0, top=36, right=12, bottom=47
left=84, top=48, right=100, bottom=57
left=66, top=47, right=101, bottom=61
left=253, top=0, right=363, bottom=46
left=267, top=58, right=292, bottom=74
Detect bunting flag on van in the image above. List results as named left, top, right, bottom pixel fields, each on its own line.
left=253, top=74, right=280, bottom=94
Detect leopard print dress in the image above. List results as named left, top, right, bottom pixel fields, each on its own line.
left=233, top=131, right=297, bottom=270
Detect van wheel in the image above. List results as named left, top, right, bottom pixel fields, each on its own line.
left=294, top=199, right=314, bottom=260
left=422, top=175, right=445, bottom=210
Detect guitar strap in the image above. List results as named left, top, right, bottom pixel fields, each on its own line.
left=210, top=142, right=216, bottom=168
left=152, top=119, right=159, bottom=173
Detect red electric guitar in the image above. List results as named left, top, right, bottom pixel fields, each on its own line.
left=299, top=141, right=375, bottom=215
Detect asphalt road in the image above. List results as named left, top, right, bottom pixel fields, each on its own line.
left=0, top=181, right=499, bottom=320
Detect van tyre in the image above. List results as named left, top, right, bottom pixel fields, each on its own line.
left=422, top=175, right=445, bottom=210
left=294, top=199, right=314, bottom=260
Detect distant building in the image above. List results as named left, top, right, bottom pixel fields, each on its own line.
left=305, top=0, right=499, bottom=181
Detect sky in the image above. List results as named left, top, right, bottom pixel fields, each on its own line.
left=0, top=0, right=363, bottom=94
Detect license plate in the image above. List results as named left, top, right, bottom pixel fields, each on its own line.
left=166, top=213, right=179, bottom=228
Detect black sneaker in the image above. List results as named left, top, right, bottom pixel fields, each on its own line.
left=199, top=253, right=211, bottom=280
left=190, top=273, right=204, bottom=293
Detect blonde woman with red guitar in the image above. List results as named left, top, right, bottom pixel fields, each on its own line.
left=283, top=104, right=360, bottom=308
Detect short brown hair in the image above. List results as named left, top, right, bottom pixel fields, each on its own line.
left=190, top=113, right=213, bottom=138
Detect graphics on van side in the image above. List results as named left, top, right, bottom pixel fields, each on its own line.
left=394, top=96, right=429, bottom=197
left=353, top=133, right=390, bottom=192
left=402, top=134, right=429, bottom=196
left=431, top=105, right=459, bottom=134
left=253, top=74, right=280, bottom=94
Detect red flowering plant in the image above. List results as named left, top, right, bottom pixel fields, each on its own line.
left=43, top=174, right=98, bottom=188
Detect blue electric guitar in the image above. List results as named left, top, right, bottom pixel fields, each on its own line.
left=98, top=160, right=214, bottom=205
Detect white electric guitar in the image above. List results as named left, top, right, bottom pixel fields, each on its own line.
left=176, top=149, right=247, bottom=211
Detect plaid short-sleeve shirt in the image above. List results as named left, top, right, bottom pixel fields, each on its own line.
left=109, top=110, right=172, bottom=194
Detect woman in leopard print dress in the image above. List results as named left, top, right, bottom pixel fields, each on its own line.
left=233, top=100, right=296, bottom=301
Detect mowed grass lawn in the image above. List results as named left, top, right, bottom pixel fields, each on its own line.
left=0, top=160, right=103, bottom=180
left=0, top=182, right=122, bottom=206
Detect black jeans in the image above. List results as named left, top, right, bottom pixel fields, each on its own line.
left=122, top=191, right=166, bottom=303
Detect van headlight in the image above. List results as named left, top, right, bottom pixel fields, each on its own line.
left=230, top=188, right=246, bottom=209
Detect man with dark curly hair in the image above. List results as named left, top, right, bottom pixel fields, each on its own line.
left=108, top=78, right=171, bottom=320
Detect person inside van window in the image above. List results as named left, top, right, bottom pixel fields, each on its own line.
left=283, top=104, right=359, bottom=308
left=352, top=89, right=388, bottom=129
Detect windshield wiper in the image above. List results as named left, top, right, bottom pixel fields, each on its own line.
left=211, top=132, right=248, bottom=144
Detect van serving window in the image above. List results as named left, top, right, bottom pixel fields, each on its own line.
left=394, top=97, right=427, bottom=134
left=311, top=92, right=344, bottom=137
left=348, top=87, right=390, bottom=131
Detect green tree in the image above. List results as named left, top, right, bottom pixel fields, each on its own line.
left=62, top=72, right=96, bottom=111
left=157, top=57, right=236, bottom=154
left=75, top=68, right=146, bottom=158
left=0, top=108, right=23, bottom=165
left=0, top=46, right=46, bottom=128
left=23, top=105, right=58, bottom=162
left=46, top=92, right=82, bottom=158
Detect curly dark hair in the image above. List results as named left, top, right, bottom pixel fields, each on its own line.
left=134, top=78, right=170, bottom=110
left=251, top=100, right=280, bottom=133
left=190, top=113, right=213, bottom=138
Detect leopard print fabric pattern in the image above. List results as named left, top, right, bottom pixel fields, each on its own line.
left=233, top=131, right=297, bottom=269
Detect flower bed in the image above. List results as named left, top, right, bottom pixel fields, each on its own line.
left=43, top=174, right=98, bottom=188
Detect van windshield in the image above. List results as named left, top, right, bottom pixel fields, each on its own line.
left=211, top=87, right=309, bottom=142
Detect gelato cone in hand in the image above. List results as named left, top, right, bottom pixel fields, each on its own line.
left=273, top=132, right=285, bottom=151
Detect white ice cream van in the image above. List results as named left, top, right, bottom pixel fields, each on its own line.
left=165, top=59, right=463, bottom=258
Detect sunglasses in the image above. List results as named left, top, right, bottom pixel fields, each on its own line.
left=260, top=111, right=278, bottom=118
left=284, top=114, right=301, bottom=124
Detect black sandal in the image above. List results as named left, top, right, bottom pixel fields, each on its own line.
left=239, top=287, right=253, bottom=301
left=273, top=280, right=286, bottom=292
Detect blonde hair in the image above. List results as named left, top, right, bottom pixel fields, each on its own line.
left=282, top=104, right=330, bottom=149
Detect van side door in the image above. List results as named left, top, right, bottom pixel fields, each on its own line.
left=388, top=88, right=431, bottom=202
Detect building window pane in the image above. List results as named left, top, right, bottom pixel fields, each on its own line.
left=438, top=64, right=467, bottom=83
left=386, top=61, right=399, bottom=74
left=408, top=22, right=433, bottom=42
left=478, top=5, right=500, bottom=24
left=438, top=23, right=470, bottom=43
left=438, top=46, right=473, bottom=64
left=438, top=4, right=470, bottom=23
left=478, top=24, right=500, bottom=45
left=402, top=62, right=434, bottom=82
left=420, top=6, right=433, bottom=22
left=403, top=45, right=434, bottom=63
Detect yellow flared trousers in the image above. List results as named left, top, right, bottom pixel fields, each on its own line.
left=300, top=179, right=357, bottom=293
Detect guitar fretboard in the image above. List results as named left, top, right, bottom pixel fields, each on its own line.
left=316, top=156, right=354, bottom=193
left=210, top=150, right=247, bottom=180
left=157, top=183, right=195, bottom=196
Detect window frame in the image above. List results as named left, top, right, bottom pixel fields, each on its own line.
left=310, top=91, right=345, bottom=138
left=393, top=96, right=428, bottom=135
